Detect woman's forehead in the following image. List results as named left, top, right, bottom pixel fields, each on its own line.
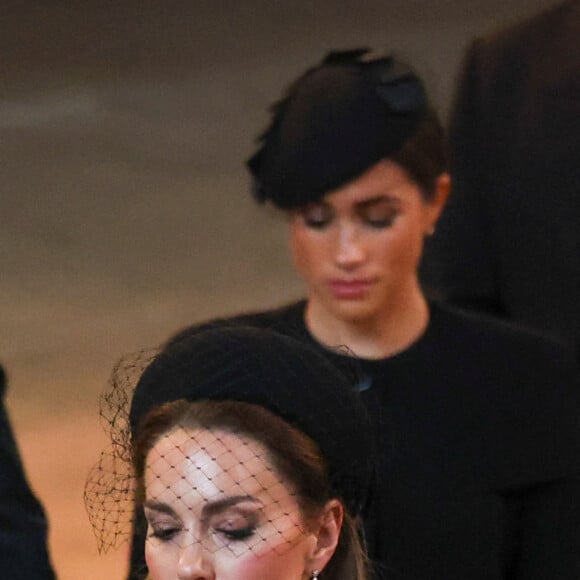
left=319, top=159, right=416, bottom=207
left=145, top=427, right=290, bottom=505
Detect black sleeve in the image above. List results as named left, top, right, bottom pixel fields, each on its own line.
left=510, top=476, right=580, bottom=579
left=505, top=338, right=580, bottom=578
left=0, top=366, right=55, bottom=579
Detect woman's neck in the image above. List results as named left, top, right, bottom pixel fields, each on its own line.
left=304, top=287, right=430, bottom=360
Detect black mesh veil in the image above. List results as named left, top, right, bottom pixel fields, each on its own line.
left=84, top=348, right=157, bottom=553
left=84, top=325, right=376, bottom=576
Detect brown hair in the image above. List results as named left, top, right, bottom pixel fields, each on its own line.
left=133, top=398, right=369, bottom=580
left=391, top=107, right=447, bottom=201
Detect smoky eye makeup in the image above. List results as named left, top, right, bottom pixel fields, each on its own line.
left=145, top=509, right=183, bottom=543
left=210, top=507, right=260, bottom=542
left=297, top=203, right=334, bottom=229
left=357, top=198, right=401, bottom=228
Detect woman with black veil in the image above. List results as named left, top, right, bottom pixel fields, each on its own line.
left=94, top=49, right=580, bottom=579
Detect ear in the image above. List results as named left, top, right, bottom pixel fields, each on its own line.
left=423, top=172, right=451, bottom=235
left=306, top=499, right=344, bottom=574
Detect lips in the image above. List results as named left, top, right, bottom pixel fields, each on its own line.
left=328, top=278, right=375, bottom=299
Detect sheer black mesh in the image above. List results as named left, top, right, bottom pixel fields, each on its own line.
left=84, top=326, right=375, bottom=565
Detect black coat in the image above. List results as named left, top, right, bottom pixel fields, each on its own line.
left=0, top=366, right=55, bottom=579
left=129, top=301, right=580, bottom=579
left=422, top=0, right=580, bottom=355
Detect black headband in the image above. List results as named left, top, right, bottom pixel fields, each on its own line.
left=129, top=325, right=375, bottom=515
left=247, top=49, right=428, bottom=208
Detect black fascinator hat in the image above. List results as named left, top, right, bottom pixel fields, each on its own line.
left=247, top=48, right=428, bottom=208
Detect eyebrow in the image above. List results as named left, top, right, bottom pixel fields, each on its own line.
left=144, top=500, right=179, bottom=518
left=355, top=195, right=400, bottom=210
left=202, top=495, right=264, bottom=519
left=144, top=495, right=263, bottom=519
left=305, top=194, right=399, bottom=211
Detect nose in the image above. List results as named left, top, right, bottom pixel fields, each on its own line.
left=176, top=540, right=213, bottom=580
left=334, top=223, right=365, bottom=269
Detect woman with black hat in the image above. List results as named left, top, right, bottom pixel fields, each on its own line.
left=131, top=50, right=580, bottom=579
left=86, top=326, right=375, bottom=580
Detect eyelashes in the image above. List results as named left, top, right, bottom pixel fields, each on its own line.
left=300, top=206, right=333, bottom=229
left=364, top=214, right=398, bottom=229
left=301, top=213, right=399, bottom=230
left=147, top=524, right=257, bottom=544
left=214, top=524, right=256, bottom=542
left=211, top=510, right=259, bottom=544
left=297, top=204, right=400, bottom=231
left=148, top=525, right=181, bottom=542
left=146, top=512, right=259, bottom=546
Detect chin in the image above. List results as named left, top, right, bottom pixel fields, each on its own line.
left=330, top=300, right=382, bottom=324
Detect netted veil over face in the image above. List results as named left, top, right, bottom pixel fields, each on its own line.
left=84, top=325, right=375, bottom=564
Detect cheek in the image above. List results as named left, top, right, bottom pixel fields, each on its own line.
left=289, top=228, right=323, bottom=278
left=217, top=522, right=314, bottom=580
left=145, top=542, right=174, bottom=580
left=380, top=222, right=425, bottom=270
left=220, top=543, right=308, bottom=580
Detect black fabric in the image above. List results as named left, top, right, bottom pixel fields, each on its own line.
left=421, top=0, right=580, bottom=358
left=128, top=300, right=580, bottom=580
left=247, top=49, right=427, bottom=209
left=0, top=366, right=55, bottom=579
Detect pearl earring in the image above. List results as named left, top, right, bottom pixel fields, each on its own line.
left=311, top=570, right=320, bottom=579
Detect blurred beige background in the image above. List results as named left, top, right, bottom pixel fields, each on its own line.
left=1, top=1, right=560, bottom=577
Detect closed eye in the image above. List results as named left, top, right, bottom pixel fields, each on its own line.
left=144, top=502, right=183, bottom=544
left=357, top=199, right=400, bottom=229
left=364, top=215, right=396, bottom=228
left=206, top=501, right=261, bottom=545
left=149, top=525, right=182, bottom=543
left=297, top=204, right=334, bottom=230
left=215, top=524, right=256, bottom=541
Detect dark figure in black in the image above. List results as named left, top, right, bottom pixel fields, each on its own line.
left=0, top=365, right=55, bottom=579
left=422, top=1, right=580, bottom=358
